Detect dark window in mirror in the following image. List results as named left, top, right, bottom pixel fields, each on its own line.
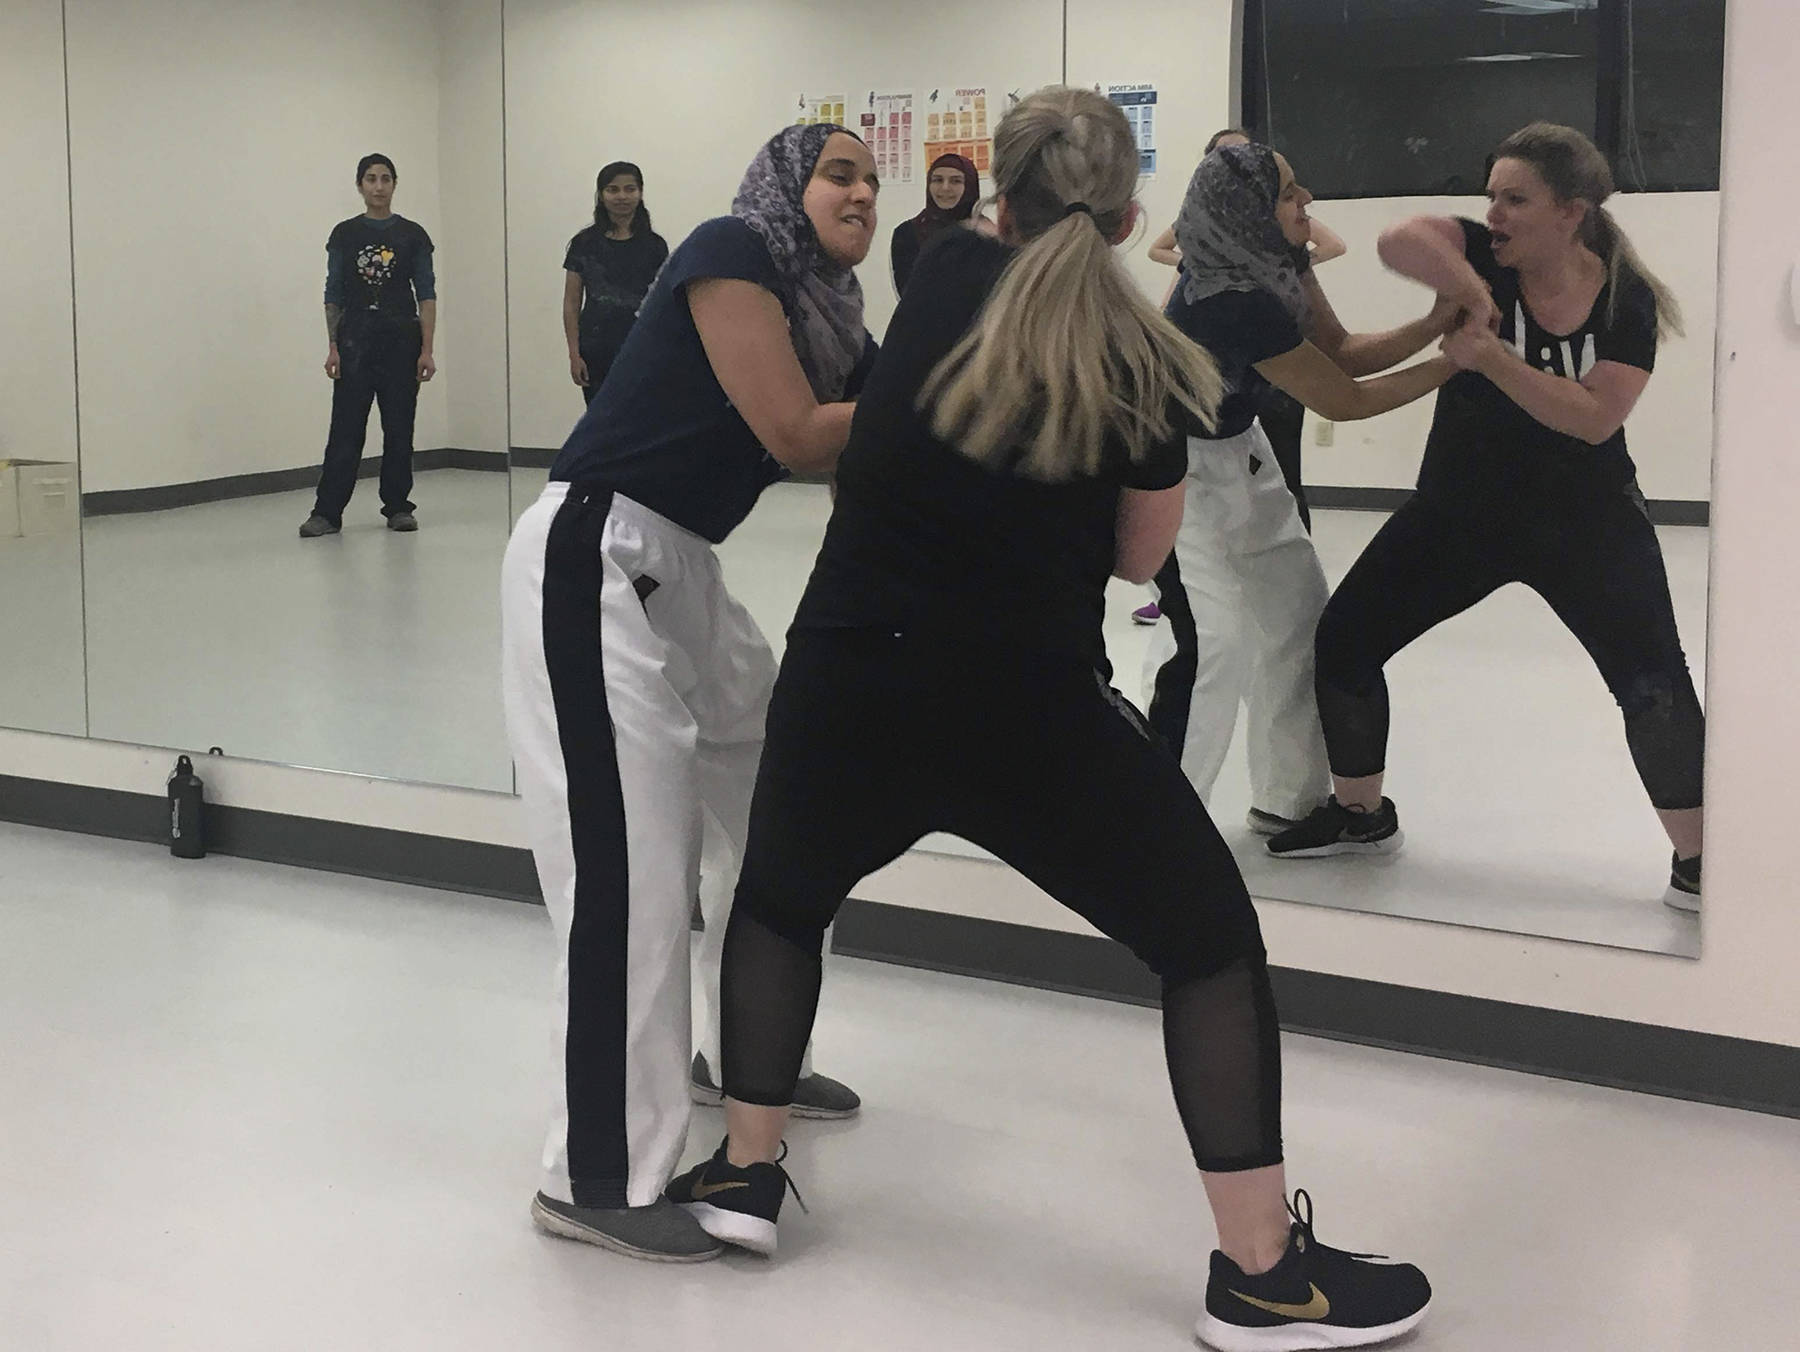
left=1241, top=0, right=1725, bottom=199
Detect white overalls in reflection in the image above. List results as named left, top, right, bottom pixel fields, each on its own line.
left=1142, top=426, right=1332, bottom=823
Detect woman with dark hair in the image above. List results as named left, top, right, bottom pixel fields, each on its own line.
left=1144, top=143, right=1454, bottom=839
left=1269, top=124, right=1705, bottom=912
left=562, top=161, right=670, bottom=403
left=504, top=124, right=878, bottom=1264
left=888, top=151, right=980, bottom=295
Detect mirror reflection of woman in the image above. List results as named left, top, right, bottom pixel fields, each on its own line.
left=888, top=151, right=981, bottom=296
left=1145, top=142, right=1456, bottom=838
left=563, top=162, right=670, bottom=404
left=1134, top=128, right=1344, bottom=626
left=1270, top=124, right=1705, bottom=912
left=502, top=124, right=878, bottom=1263
left=665, top=87, right=1433, bottom=1352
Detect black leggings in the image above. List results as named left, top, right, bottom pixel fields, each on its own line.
left=719, top=629, right=1283, bottom=1174
left=1315, top=487, right=1704, bottom=810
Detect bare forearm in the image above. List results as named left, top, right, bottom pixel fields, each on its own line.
left=563, top=301, right=581, bottom=355
left=1149, top=244, right=1182, bottom=267
left=1343, top=356, right=1457, bottom=421
left=1336, top=312, right=1453, bottom=377
left=1378, top=222, right=1485, bottom=305
left=418, top=300, right=436, bottom=355
left=1478, top=352, right=1613, bottom=442
left=325, top=304, right=342, bottom=347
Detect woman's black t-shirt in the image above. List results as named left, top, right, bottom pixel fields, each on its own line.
left=794, top=230, right=1188, bottom=667
left=1419, top=219, right=1659, bottom=502
left=563, top=226, right=670, bottom=359
left=1164, top=284, right=1305, bottom=441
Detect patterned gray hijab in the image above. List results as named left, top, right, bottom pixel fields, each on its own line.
left=1175, top=143, right=1311, bottom=325
left=731, top=123, right=868, bottom=402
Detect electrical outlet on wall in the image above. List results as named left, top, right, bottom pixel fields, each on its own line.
left=1314, top=418, right=1335, bottom=447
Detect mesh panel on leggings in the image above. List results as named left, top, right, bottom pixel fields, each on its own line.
left=1161, top=952, right=1285, bottom=1173
left=718, top=905, right=823, bottom=1108
left=1622, top=677, right=1706, bottom=811
left=1315, top=667, right=1391, bottom=782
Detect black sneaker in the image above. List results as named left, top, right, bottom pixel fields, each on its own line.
left=386, top=510, right=419, bottom=532
left=298, top=514, right=340, bottom=538
left=1197, top=1191, right=1431, bottom=1351
left=690, top=1051, right=861, bottom=1120
left=665, top=1137, right=806, bottom=1255
left=1266, top=797, right=1403, bottom=859
left=1246, top=808, right=1305, bottom=838
left=1665, top=851, right=1701, bottom=914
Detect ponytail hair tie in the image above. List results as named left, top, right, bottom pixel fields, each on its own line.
left=1062, top=201, right=1095, bottom=219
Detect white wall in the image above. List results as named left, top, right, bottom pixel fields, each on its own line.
left=0, top=0, right=78, bottom=467
left=64, top=0, right=507, bottom=494
left=503, top=0, right=1063, bottom=452
left=436, top=0, right=509, bottom=455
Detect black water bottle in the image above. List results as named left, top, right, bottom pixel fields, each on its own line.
left=168, top=754, right=206, bottom=859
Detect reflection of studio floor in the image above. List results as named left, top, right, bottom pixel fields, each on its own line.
left=81, top=469, right=512, bottom=792
left=5, top=821, right=1788, bottom=1352
left=696, top=479, right=1707, bottom=959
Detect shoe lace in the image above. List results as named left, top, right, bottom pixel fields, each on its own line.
left=773, top=1141, right=809, bottom=1216
left=1288, top=1188, right=1388, bottom=1261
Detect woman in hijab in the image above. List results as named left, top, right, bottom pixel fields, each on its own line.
left=889, top=151, right=981, bottom=295
left=501, top=122, right=879, bottom=1265
left=1142, top=142, right=1457, bottom=848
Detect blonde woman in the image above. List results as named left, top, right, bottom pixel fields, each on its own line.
left=1273, top=124, right=1705, bottom=910
left=664, top=87, right=1432, bottom=1352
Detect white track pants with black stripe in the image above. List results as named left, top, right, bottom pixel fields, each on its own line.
left=502, top=483, right=788, bottom=1209
left=1142, top=426, right=1332, bottom=822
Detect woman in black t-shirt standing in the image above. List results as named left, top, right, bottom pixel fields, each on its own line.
left=1267, top=124, right=1705, bottom=910
left=562, top=162, right=670, bottom=403
left=1145, top=143, right=1455, bottom=839
left=665, top=87, right=1434, bottom=1352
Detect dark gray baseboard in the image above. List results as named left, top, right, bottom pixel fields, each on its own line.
left=1307, top=484, right=1710, bottom=527
left=2, top=771, right=1790, bottom=1118
left=82, top=448, right=508, bottom=516
left=510, top=447, right=557, bottom=470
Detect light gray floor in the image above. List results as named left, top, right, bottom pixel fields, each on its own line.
left=0, top=525, right=87, bottom=736
left=2, top=822, right=1790, bottom=1352
left=79, top=469, right=514, bottom=792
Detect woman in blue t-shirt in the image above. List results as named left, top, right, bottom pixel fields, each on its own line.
left=500, top=122, right=879, bottom=1263
left=1144, top=143, right=1456, bottom=841
left=664, top=87, right=1434, bottom=1352
left=1268, top=124, right=1706, bottom=911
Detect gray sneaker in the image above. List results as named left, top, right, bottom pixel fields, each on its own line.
left=529, top=1192, right=723, bottom=1263
left=387, top=511, right=419, bottom=532
left=298, top=514, right=340, bottom=538
left=690, top=1051, right=861, bottom=1120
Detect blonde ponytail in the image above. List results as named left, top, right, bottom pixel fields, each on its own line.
left=1590, top=206, right=1684, bottom=342
left=920, top=87, right=1221, bottom=483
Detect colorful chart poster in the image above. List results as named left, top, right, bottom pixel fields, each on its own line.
left=1105, top=83, right=1158, bottom=177
left=859, top=90, right=916, bottom=185
left=922, top=86, right=992, bottom=176
left=795, top=92, right=848, bottom=127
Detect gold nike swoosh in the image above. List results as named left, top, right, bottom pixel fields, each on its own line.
left=691, top=1179, right=752, bottom=1201
left=1229, top=1284, right=1330, bottom=1320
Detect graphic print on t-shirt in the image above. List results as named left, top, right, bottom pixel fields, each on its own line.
left=1502, top=298, right=1598, bottom=383
left=356, top=242, right=399, bottom=290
